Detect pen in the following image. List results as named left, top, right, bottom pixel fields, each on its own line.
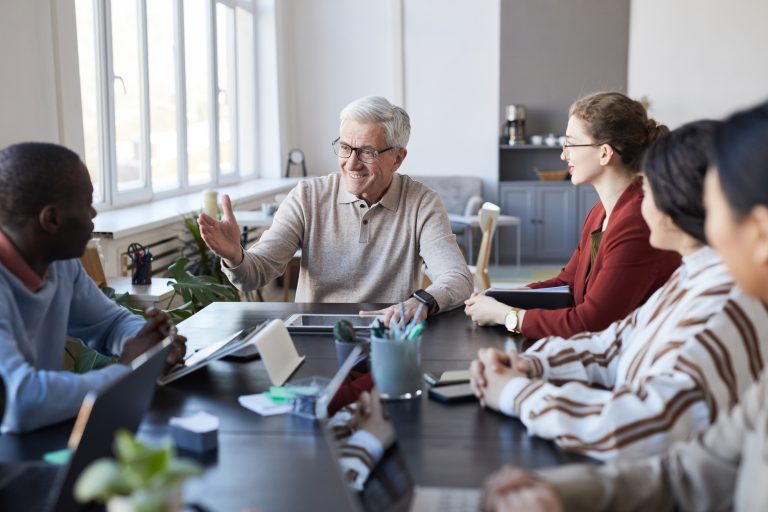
left=407, top=321, right=424, bottom=341
left=405, top=303, right=425, bottom=337
left=399, top=301, right=406, bottom=331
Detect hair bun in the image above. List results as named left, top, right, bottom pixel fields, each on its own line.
left=646, top=118, right=670, bottom=142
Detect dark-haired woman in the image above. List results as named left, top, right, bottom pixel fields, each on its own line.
left=469, top=119, right=768, bottom=462
left=479, top=102, right=768, bottom=512
left=466, top=91, right=681, bottom=340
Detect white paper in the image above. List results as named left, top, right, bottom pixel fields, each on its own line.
left=238, top=393, right=293, bottom=416
left=169, top=410, right=219, bottom=433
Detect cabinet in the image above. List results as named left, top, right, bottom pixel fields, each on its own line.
left=499, top=182, right=598, bottom=263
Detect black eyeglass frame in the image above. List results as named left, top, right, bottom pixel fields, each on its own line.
left=562, top=142, right=623, bottom=155
left=331, top=137, right=394, bottom=163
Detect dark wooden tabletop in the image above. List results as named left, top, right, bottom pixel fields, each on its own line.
left=0, top=302, right=594, bottom=511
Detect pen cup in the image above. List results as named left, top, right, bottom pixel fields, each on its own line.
left=371, top=335, right=422, bottom=400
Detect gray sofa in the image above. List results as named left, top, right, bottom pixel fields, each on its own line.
left=408, top=175, right=483, bottom=215
left=408, top=175, right=484, bottom=261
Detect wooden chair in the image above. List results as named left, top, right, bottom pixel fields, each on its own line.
left=468, top=202, right=500, bottom=291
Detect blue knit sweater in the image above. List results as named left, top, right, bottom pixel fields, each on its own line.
left=0, top=258, right=144, bottom=433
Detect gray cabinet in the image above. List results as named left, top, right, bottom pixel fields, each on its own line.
left=577, top=185, right=600, bottom=229
left=499, top=182, right=595, bottom=263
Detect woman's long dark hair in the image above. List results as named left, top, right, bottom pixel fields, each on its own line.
left=713, top=101, right=768, bottom=218
left=643, top=120, right=719, bottom=244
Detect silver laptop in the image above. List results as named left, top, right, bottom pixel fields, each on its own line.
left=0, top=340, right=173, bottom=512
left=318, top=349, right=481, bottom=512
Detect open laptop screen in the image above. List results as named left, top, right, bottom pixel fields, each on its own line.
left=317, top=348, right=414, bottom=512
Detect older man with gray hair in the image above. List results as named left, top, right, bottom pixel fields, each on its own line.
left=198, top=96, right=472, bottom=323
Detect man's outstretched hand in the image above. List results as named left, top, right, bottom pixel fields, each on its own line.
left=197, top=193, right=243, bottom=267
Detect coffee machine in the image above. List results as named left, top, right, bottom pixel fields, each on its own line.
left=504, top=104, right=526, bottom=145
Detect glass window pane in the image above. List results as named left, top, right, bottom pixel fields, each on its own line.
left=236, top=7, right=256, bottom=176
left=184, top=0, right=212, bottom=185
left=217, top=4, right=236, bottom=175
left=147, top=0, right=179, bottom=191
left=75, top=0, right=103, bottom=202
left=111, top=0, right=144, bottom=191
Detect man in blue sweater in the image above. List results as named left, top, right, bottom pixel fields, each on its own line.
left=0, top=142, right=186, bottom=433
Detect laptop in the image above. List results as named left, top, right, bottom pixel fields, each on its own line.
left=317, top=350, right=482, bottom=512
left=0, top=340, right=173, bottom=512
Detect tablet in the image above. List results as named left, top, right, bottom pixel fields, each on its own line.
left=158, top=324, right=266, bottom=385
left=284, top=314, right=380, bottom=333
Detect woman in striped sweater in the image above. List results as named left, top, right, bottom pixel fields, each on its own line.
left=469, top=119, right=768, bottom=461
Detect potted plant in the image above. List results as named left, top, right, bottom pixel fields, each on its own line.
left=74, top=429, right=201, bottom=512
left=333, top=319, right=368, bottom=367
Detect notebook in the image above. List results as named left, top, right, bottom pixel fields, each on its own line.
left=484, top=285, right=572, bottom=309
left=0, top=340, right=172, bottom=512
left=318, top=350, right=481, bottom=512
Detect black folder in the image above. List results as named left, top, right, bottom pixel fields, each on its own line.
left=485, top=286, right=572, bottom=310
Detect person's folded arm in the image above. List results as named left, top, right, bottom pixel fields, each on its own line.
left=0, top=323, right=130, bottom=433
left=521, top=309, right=639, bottom=389
left=539, top=369, right=767, bottom=512
left=522, top=219, right=679, bottom=340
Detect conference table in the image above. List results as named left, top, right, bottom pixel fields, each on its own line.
left=0, top=303, right=594, bottom=511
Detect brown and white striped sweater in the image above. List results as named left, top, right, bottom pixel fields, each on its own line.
left=499, top=246, right=768, bottom=460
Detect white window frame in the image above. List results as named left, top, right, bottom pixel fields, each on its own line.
left=76, top=0, right=260, bottom=208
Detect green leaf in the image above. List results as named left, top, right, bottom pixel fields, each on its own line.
left=63, top=337, right=118, bottom=374
left=73, top=459, right=123, bottom=503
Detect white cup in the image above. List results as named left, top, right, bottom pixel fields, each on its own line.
left=530, top=135, right=543, bottom=145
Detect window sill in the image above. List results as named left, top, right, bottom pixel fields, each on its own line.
left=93, top=178, right=301, bottom=240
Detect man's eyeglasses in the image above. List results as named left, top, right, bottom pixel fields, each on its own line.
left=332, top=137, right=393, bottom=163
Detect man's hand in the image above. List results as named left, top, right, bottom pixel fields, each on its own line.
left=359, top=297, right=428, bottom=327
left=464, top=293, right=509, bottom=326
left=197, top=193, right=243, bottom=266
left=482, top=466, right=562, bottom=512
left=470, top=347, right=528, bottom=410
left=119, top=308, right=187, bottom=370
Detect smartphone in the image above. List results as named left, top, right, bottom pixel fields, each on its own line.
left=428, top=383, right=476, bottom=404
left=423, top=370, right=471, bottom=387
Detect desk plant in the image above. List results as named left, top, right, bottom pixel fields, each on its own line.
left=74, top=429, right=201, bottom=512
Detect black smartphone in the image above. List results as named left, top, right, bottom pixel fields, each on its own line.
left=423, top=370, right=471, bottom=387
left=428, top=383, right=476, bottom=404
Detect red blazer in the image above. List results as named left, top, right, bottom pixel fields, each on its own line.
left=522, top=180, right=681, bottom=340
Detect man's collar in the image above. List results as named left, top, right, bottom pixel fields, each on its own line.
left=0, top=229, right=45, bottom=292
left=336, top=173, right=402, bottom=211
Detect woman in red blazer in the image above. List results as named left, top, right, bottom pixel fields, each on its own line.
left=465, top=92, right=681, bottom=339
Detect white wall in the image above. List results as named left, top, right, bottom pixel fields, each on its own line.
left=0, top=0, right=61, bottom=147
left=278, top=0, right=501, bottom=198
left=402, top=0, right=500, bottom=199
left=628, top=0, right=768, bottom=128
left=279, top=0, right=401, bottom=177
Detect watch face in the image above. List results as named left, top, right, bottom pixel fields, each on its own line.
left=505, top=310, right=518, bottom=332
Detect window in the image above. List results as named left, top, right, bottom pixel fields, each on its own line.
left=74, top=0, right=259, bottom=206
